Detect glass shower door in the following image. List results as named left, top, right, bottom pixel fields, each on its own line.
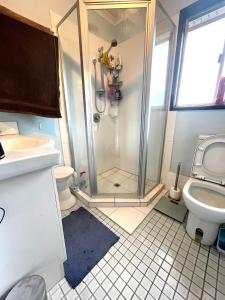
left=57, top=3, right=91, bottom=194
left=145, top=5, right=175, bottom=195
left=86, top=5, right=148, bottom=197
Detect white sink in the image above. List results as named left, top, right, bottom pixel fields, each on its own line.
left=0, top=135, right=54, bottom=152
left=0, top=134, right=59, bottom=182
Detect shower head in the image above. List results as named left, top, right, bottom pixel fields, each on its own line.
left=106, top=39, right=118, bottom=54
left=111, top=39, right=118, bottom=47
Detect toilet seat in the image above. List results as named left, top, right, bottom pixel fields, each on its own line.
left=192, top=134, right=225, bottom=185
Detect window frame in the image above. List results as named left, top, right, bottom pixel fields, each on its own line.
left=170, top=0, right=225, bottom=111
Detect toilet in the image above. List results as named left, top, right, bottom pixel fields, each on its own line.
left=183, top=134, right=225, bottom=246
left=54, top=166, right=76, bottom=211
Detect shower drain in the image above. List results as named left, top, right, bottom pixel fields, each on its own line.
left=114, top=183, right=121, bottom=187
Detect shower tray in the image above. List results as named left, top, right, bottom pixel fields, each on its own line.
left=73, top=184, right=164, bottom=208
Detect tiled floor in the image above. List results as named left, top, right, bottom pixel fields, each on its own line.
left=98, top=190, right=166, bottom=234
left=52, top=203, right=225, bottom=300
left=97, top=168, right=156, bottom=194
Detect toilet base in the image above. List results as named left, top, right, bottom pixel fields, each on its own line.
left=58, top=188, right=76, bottom=211
left=186, top=212, right=219, bottom=246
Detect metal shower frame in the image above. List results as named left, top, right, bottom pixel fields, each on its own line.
left=56, top=0, right=176, bottom=199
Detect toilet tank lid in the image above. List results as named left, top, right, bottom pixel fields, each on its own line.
left=54, top=166, right=75, bottom=179
left=192, top=134, right=225, bottom=186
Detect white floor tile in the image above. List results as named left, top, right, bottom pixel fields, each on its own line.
left=98, top=178, right=128, bottom=193
left=106, top=172, right=128, bottom=184
left=98, top=191, right=166, bottom=233
left=51, top=196, right=223, bottom=300
left=105, top=207, right=147, bottom=234
left=51, top=288, right=64, bottom=300
left=117, top=169, right=132, bottom=177
left=101, top=169, right=117, bottom=178
left=122, top=178, right=138, bottom=193
left=98, top=207, right=117, bottom=216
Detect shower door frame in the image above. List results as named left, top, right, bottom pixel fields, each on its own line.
left=57, top=0, right=158, bottom=198
left=80, top=0, right=157, bottom=199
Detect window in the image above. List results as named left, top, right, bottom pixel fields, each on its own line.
left=171, top=0, right=225, bottom=110
left=151, top=40, right=170, bottom=107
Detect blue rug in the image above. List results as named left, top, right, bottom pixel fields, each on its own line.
left=62, top=207, right=119, bottom=288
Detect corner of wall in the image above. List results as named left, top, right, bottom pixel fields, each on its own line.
left=50, top=10, right=72, bottom=167
left=160, top=111, right=189, bottom=190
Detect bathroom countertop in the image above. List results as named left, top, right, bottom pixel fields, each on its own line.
left=0, top=148, right=60, bottom=181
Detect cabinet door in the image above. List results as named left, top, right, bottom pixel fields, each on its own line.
left=0, top=168, right=66, bottom=295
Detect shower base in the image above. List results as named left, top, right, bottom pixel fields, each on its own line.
left=73, top=167, right=164, bottom=208
left=97, top=168, right=157, bottom=194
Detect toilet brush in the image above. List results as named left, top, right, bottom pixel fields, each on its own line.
left=169, top=162, right=181, bottom=202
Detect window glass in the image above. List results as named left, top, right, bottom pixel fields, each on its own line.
left=151, top=41, right=169, bottom=107
left=177, top=16, right=225, bottom=107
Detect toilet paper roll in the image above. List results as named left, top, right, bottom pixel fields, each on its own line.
left=169, top=187, right=181, bottom=200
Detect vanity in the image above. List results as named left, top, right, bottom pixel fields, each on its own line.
left=0, top=123, right=66, bottom=296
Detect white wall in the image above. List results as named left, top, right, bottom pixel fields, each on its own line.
left=116, top=32, right=145, bottom=174
left=88, top=30, right=118, bottom=175
left=55, top=11, right=91, bottom=182
left=160, top=3, right=204, bottom=190
left=0, top=0, right=73, bottom=28
left=88, top=10, right=146, bottom=176
left=0, top=0, right=74, bottom=165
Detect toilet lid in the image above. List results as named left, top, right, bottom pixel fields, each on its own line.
left=192, top=134, right=225, bottom=185
left=54, top=166, right=74, bottom=180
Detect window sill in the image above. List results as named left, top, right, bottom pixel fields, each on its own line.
left=170, top=104, right=225, bottom=111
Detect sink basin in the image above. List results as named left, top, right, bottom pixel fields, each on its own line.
left=0, top=135, right=54, bottom=152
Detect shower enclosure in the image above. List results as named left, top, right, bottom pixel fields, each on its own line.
left=57, top=0, right=175, bottom=200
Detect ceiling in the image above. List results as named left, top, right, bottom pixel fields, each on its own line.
left=97, top=8, right=144, bottom=26
left=96, top=1, right=198, bottom=26
left=159, top=0, right=198, bottom=16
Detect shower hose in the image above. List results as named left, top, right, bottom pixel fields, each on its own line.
left=93, top=59, right=106, bottom=114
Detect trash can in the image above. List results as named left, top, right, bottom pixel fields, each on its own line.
left=6, top=275, right=47, bottom=300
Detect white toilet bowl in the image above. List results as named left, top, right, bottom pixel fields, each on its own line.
left=54, top=166, right=76, bottom=211
left=183, top=178, right=225, bottom=245
left=183, top=134, right=225, bottom=246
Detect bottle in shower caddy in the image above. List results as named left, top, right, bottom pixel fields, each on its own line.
left=79, top=171, right=87, bottom=189
left=115, top=89, right=122, bottom=101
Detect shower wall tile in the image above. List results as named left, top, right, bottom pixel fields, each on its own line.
left=117, top=32, right=144, bottom=175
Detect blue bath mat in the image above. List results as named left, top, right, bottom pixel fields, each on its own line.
left=62, top=207, right=119, bottom=288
